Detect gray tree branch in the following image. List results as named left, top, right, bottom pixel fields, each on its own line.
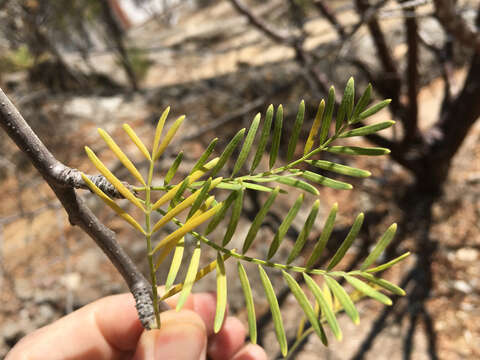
left=0, top=87, right=169, bottom=329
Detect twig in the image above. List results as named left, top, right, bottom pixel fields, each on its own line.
left=433, top=0, right=480, bottom=53
left=0, top=87, right=169, bottom=329
left=313, top=0, right=346, bottom=38
left=402, top=0, right=420, bottom=145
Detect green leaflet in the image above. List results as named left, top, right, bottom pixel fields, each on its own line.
left=358, top=99, right=391, bottom=120
left=211, top=128, right=246, bottom=177
left=267, top=194, right=304, bottom=260
left=366, top=252, right=410, bottom=273
left=303, top=273, right=341, bottom=341
left=283, top=271, right=327, bottom=344
left=304, top=100, right=325, bottom=155
left=191, top=138, right=218, bottom=174
left=258, top=265, right=287, bottom=356
left=270, top=105, right=283, bottom=169
left=336, top=77, right=354, bottom=132
left=351, top=83, right=372, bottom=122
left=301, top=170, right=353, bottom=190
left=164, top=238, right=185, bottom=290
left=169, top=176, right=190, bottom=209
left=237, top=262, right=257, bottom=344
left=242, top=187, right=280, bottom=254
left=327, top=213, right=364, bottom=270
left=325, top=146, right=390, bottom=156
left=205, top=191, right=237, bottom=235
left=361, top=223, right=397, bottom=270
left=232, top=113, right=261, bottom=176
left=251, top=104, right=274, bottom=173
left=324, top=275, right=359, bottom=324
left=186, top=178, right=212, bottom=220
left=305, top=160, right=371, bottom=178
left=242, top=182, right=277, bottom=193
left=176, top=240, right=202, bottom=311
left=164, top=151, right=183, bottom=185
left=276, top=176, right=320, bottom=195
left=214, top=253, right=227, bottom=333
left=343, top=275, right=392, bottom=305
left=320, top=86, right=335, bottom=144
left=287, top=100, right=305, bottom=162
left=306, top=203, right=337, bottom=268
left=339, top=121, right=395, bottom=138
left=223, top=187, right=244, bottom=246
left=355, top=271, right=405, bottom=296
left=98, top=128, right=146, bottom=186
left=287, top=200, right=320, bottom=264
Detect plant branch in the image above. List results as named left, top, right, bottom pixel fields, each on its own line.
left=433, top=0, right=480, bottom=53
left=402, top=0, right=420, bottom=145
left=0, top=87, right=169, bottom=329
left=313, top=0, right=346, bottom=38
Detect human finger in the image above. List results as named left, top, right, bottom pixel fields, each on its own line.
left=6, top=293, right=143, bottom=360
left=207, top=316, right=246, bottom=360
left=132, top=309, right=207, bottom=360
left=231, top=344, right=268, bottom=360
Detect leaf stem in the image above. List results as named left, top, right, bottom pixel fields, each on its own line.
left=146, top=159, right=161, bottom=329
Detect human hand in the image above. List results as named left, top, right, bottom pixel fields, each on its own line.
left=6, top=289, right=267, bottom=360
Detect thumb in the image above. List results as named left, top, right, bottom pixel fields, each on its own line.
left=133, top=309, right=207, bottom=360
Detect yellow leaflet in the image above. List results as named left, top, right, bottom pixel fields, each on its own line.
left=122, top=124, right=151, bottom=161
left=304, top=100, right=325, bottom=155
left=154, top=196, right=215, bottom=270
left=151, top=158, right=219, bottom=211
left=97, top=128, right=146, bottom=186
left=151, top=178, right=222, bottom=233
left=84, top=147, right=145, bottom=211
left=81, top=173, right=145, bottom=235
left=154, top=115, right=186, bottom=161
left=152, top=107, right=169, bottom=157
left=161, top=251, right=232, bottom=300
left=151, top=202, right=222, bottom=255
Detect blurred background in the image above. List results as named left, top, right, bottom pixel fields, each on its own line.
left=1, top=0, right=479, bottom=358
